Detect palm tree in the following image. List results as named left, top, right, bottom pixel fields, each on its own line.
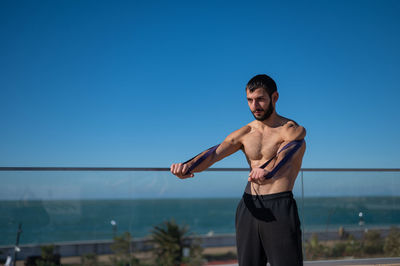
left=151, top=219, right=189, bottom=266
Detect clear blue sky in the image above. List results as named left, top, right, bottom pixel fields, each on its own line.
left=1, top=0, right=400, bottom=170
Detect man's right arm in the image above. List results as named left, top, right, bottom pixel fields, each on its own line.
left=170, top=126, right=250, bottom=179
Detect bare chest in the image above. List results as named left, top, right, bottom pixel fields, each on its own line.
left=242, top=127, right=284, bottom=163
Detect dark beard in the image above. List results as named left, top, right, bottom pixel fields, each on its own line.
left=253, top=101, right=274, bottom=121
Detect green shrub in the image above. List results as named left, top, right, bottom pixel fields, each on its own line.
left=331, top=241, right=347, bottom=257
left=305, top=234, right=328, bottom=260
left=26, top=245, right=60, bottom=266
left=328, top=234, right=361, bottom=258
left=362, top=230, right=383, bottom=255
left=384, top=227, right=400, bottom=256
left=81, top=253, right=98, bottom=266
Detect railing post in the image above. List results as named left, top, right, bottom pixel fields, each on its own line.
left=301, top=170, right=305, bottom=258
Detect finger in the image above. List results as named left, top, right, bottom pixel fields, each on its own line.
left=257, top=171, right=263, bottom=180
left=170, top=164, right=177, bottom=173
left=175, top=164, right=182, bottom=175
left=176, top=163, right=183, bottom=174
left=251, top=170, right=258, bottom=179
left=255, top=173, right=262, bottom=182
left=248, top=174, right=256, bottom=182
left=179, top=173, right=194, bottom=179
left=173, top=164, right=183, bottom=176
left=171, top=164, right=177, bottom=174
left=256, top=173, right=263, bottom=183
left=249, top=170, right=254, bottom=177
left=252, top=170, right=258, bottom=179
left=248, top=171, right=254, bottom=181
left=182, top=164, right=189, bottom=175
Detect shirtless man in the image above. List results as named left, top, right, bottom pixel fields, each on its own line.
left=170, top=74, right=306, bottom=266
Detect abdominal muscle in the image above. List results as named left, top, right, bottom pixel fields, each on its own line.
left=244, top=176, right=295, bottom=195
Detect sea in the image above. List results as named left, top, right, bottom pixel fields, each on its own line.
left=1, top=196, right=400, bottom=246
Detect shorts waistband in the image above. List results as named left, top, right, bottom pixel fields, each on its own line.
left=243, top=190, right=293, bottom=201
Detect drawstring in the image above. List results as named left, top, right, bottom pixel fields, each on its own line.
left=251, top=181, right=263, bottom=201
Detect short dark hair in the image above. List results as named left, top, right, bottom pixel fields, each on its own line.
left=246, top=74, right=277, bottom=96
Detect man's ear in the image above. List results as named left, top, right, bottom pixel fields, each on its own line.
left=272, top=91, right=279, bottom=104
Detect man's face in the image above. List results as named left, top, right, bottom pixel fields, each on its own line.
left=246, top=88, right=274, bottom=121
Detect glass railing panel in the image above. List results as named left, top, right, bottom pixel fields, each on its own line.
left=2, top=168, right=399, bottom=265
left=301, top=170, right=400, bottom=261
left=1, top=170, right=254, bottom=247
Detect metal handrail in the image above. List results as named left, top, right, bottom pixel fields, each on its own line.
left=0, top=167, right=399, bottom=172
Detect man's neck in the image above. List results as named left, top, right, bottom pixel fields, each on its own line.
left=256, top=113, right=282, bottom=128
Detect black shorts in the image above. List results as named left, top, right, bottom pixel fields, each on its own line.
left=235, top=191, right=303, bottom=266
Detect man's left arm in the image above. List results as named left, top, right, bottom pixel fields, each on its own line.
left=282, top=121, right=306, bottom=141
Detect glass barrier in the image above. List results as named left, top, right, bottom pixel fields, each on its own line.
left=301, top=170, right=400, bottom=261
left=1, top=169, right=399, bottom=265
left=1, top=170, right=249, bottom=246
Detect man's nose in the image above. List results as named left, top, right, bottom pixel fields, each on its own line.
left=252, top=101, right=260, bottom=110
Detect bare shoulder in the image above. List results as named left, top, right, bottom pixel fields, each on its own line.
left=280, top=117, right=306, bottom=141
left=224, top=124, right=252, bottom=145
